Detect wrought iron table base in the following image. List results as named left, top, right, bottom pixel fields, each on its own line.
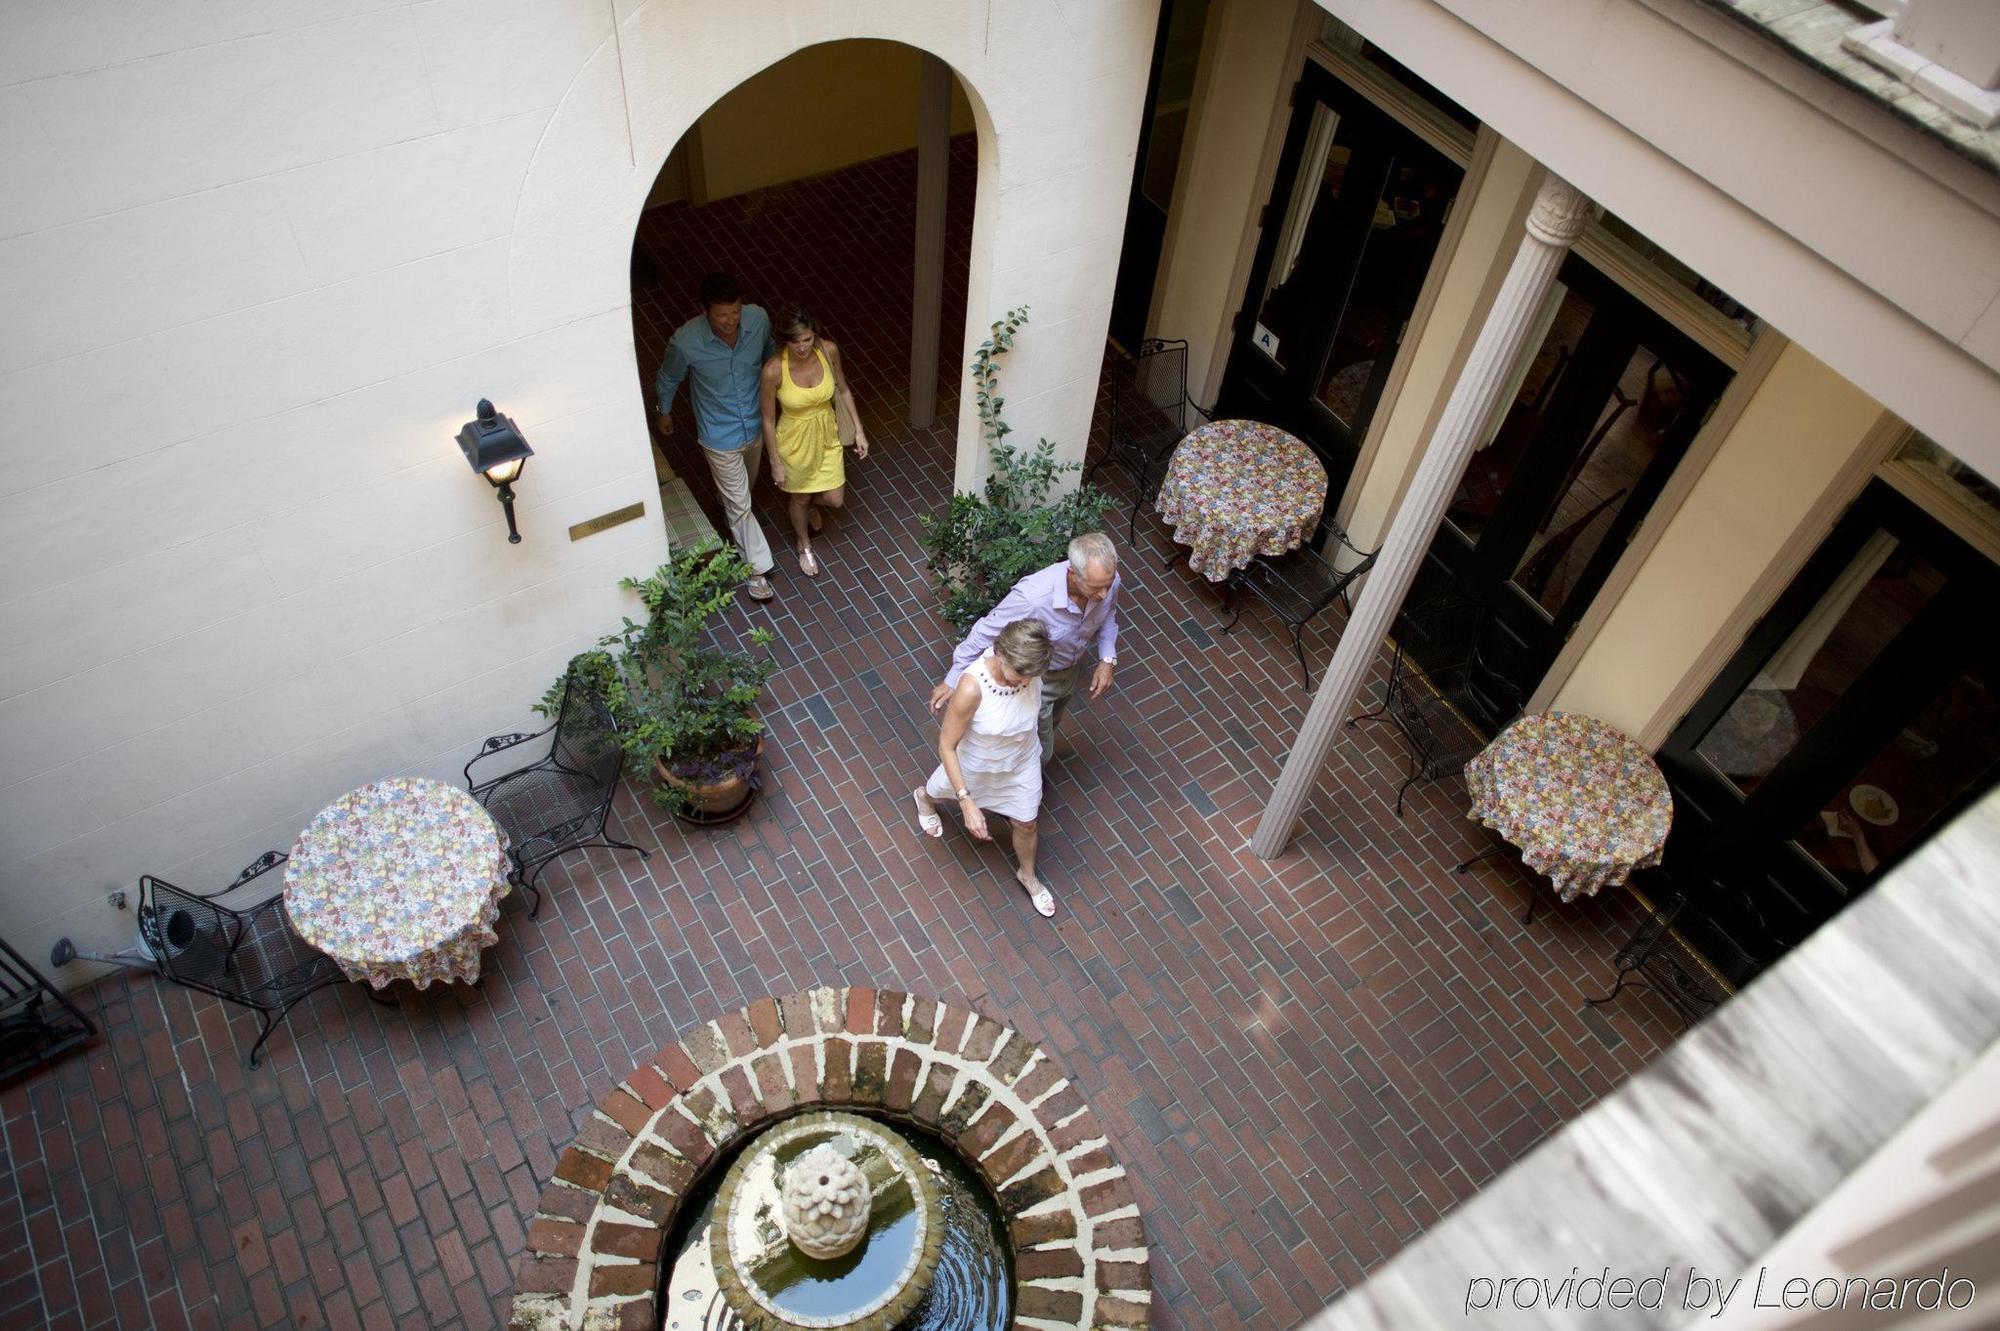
left=1586, top=892, right=1723, bottom=1030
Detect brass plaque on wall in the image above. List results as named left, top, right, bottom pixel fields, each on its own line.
left=568, top=502, right=646, bottom=542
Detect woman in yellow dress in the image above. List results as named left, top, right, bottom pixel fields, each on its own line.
left=760, top=307, right=869, bottom=577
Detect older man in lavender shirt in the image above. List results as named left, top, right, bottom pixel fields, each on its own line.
left=928, top=532, right=1121, bottom=767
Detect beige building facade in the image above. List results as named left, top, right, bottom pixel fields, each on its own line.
left=4, top=0, right=1996, bottom=994
left=1136, top=0, right=2000, bottom=979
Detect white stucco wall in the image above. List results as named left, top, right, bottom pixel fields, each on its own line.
left=0, top=0, right=1155, bottom=982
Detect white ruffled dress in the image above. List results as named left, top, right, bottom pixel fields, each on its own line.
left=926, top=653, right=1043, bottom=821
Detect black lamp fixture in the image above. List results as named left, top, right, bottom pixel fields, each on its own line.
left=456, top=399, right=535, bottom=543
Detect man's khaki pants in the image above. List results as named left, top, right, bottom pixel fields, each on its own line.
left=1038, top=662, right=1085, bottom=767
left=699, top=439, right=775, bottom=575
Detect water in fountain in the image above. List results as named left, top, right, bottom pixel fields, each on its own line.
left=663, top=1116, right=1010, bottom=1331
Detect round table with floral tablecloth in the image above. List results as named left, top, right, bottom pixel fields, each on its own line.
left=1463, top=711, right=1673, bottom=903
left=284, top=777, right=510, bottom=988
left=1154, top=419, right=1329, bottom=582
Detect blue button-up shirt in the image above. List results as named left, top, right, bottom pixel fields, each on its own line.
left=653, top=305, right=776, bottom=451
left=945, top=561, right=1122, bottom=686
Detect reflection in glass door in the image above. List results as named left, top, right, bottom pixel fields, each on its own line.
left=1409, top=255, right=1731, bottom=699
left=1217, top=62, right=1463, bottom=506
left=1659, top=482, right=2000, bottom=983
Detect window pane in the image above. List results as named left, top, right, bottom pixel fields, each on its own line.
left=1445, top=283, right=1594, bottom=542
left=1598, top=212, right=1759, bottom=336
left=1507, top=348, right=1691, bottom=616
left=1252, top=105, right=1351, bottom=371
left=1312, top=151, right=1457, bottom=429
left=1316, top=16, right=1478, bottom=132
left=1890, top=431, right=2000, bottom=549
left=1788, top=661, right=1999, bottom=891
left=1694, top=535, right=1945, bottom=791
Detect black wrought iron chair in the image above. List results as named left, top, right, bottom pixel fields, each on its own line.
left=1349, top=595, right=1523, bottom=816
left=139, top=851, right=342, bottom=1067
left=1219, top=526, right=1378, bottom=691
left=1086, top=339, right=1211, bottom=542
left=1587, top=885, right=1731, bottom=1029
left=465, top=679, right=650, bottom=917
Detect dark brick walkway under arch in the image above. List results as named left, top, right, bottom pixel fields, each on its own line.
left=0, top=139, right=1680, bottom=1331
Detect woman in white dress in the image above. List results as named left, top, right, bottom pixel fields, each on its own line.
left=911, top=618, right=1058, bottom=918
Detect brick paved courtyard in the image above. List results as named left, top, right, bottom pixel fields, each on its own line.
left=0, top=139, right=1681, bottom=1331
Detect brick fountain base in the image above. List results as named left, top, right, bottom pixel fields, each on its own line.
left=509, top=987, right=1151, bottom=1331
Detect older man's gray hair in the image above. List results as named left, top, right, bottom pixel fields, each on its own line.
left=1067, top=531, right=1116, bottom=574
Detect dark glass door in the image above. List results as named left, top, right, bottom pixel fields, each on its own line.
left=1658, top=482, right=2000, bottom=984
left=1215, top=63, right=1463, bottom=503
left=1409, top=255, right=1731, bottom=699
left=1109, top=0, right=1209, bottom=350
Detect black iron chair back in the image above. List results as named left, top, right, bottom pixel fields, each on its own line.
left=1220, top=524, right=1378, bottom=692
left=140, top=850, right=342, bottom=1067
left=1092, top=339, right=1212, bottom=542
left=464, top=678, right=650, bottom=916
left=550, top=679, right=626, bottom=789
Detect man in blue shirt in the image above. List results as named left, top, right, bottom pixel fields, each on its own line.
left=653, top=272, right=778, bottom=600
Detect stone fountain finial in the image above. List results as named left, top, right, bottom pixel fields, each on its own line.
left=712, top=1111, right=943, bottom=1330
left=780, top=1143, right=871, bottom=1259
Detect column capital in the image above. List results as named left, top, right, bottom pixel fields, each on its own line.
left=1525, top=172, right=1594, bottom=246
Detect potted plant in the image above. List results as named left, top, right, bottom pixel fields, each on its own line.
left=541, top=539, right=777, bottom=822
left=919, top=306, right=1112, bottom=631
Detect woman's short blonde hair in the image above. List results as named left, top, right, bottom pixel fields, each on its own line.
left=992, top=618, right=1053, bottom=678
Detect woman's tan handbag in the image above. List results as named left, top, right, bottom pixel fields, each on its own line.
left=834, top=392, right=857, bottom=450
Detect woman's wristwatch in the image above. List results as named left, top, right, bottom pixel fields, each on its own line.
left=955, top=788, right=972, bottom=801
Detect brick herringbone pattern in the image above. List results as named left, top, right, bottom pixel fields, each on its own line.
left=0, top=139, right=1678, bottom=1331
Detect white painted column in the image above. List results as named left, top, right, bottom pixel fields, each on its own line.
left=908, top=53, right=953, bottom=428
left=1250, top=172, right=1595, bottom=859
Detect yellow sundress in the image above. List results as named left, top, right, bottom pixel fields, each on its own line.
left=774, top=346, right=844, bottom=495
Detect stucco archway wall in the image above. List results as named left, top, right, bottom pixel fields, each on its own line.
left=509, top=987, right=1151, bottom=1330
left=511, top=0, right=1159, bottom=497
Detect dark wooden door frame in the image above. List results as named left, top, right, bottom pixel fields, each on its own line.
left=1659, top=481, right=2000, bottom=977
left=1413, top=253, right=1732, bottom=695
left=1214, top=63, right=1460, bottom=508
left=1108, top=0, right=1185, bottom=352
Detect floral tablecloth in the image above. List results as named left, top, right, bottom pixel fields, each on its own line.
left=1464, top=712, right=1673, bottom=903
left=284, top=777, right=509, bottom=989
left=1154, top=419, right=1328, bottom=582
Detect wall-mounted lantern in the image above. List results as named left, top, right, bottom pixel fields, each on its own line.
left=456, top=399, right=535, bottom=544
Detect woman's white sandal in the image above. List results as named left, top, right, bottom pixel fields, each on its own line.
left=1020, top=876, right=1056, bottom=918
left=911, top=790, right=943, bottom=838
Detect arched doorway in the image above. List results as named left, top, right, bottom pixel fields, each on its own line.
left=503, top=2, right=1154, bottom=516
left=631, top=40, right=980, bottom=570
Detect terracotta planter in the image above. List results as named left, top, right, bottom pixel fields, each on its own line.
left=655, top=737, right=764, bottom=823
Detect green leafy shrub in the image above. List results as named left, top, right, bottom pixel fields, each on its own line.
left=540, top=539, right=777, bottom=810
left=919, top=307, right=1112, bottom=633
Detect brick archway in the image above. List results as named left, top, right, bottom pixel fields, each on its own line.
left=509, top=987, right=1151, bottom=1330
